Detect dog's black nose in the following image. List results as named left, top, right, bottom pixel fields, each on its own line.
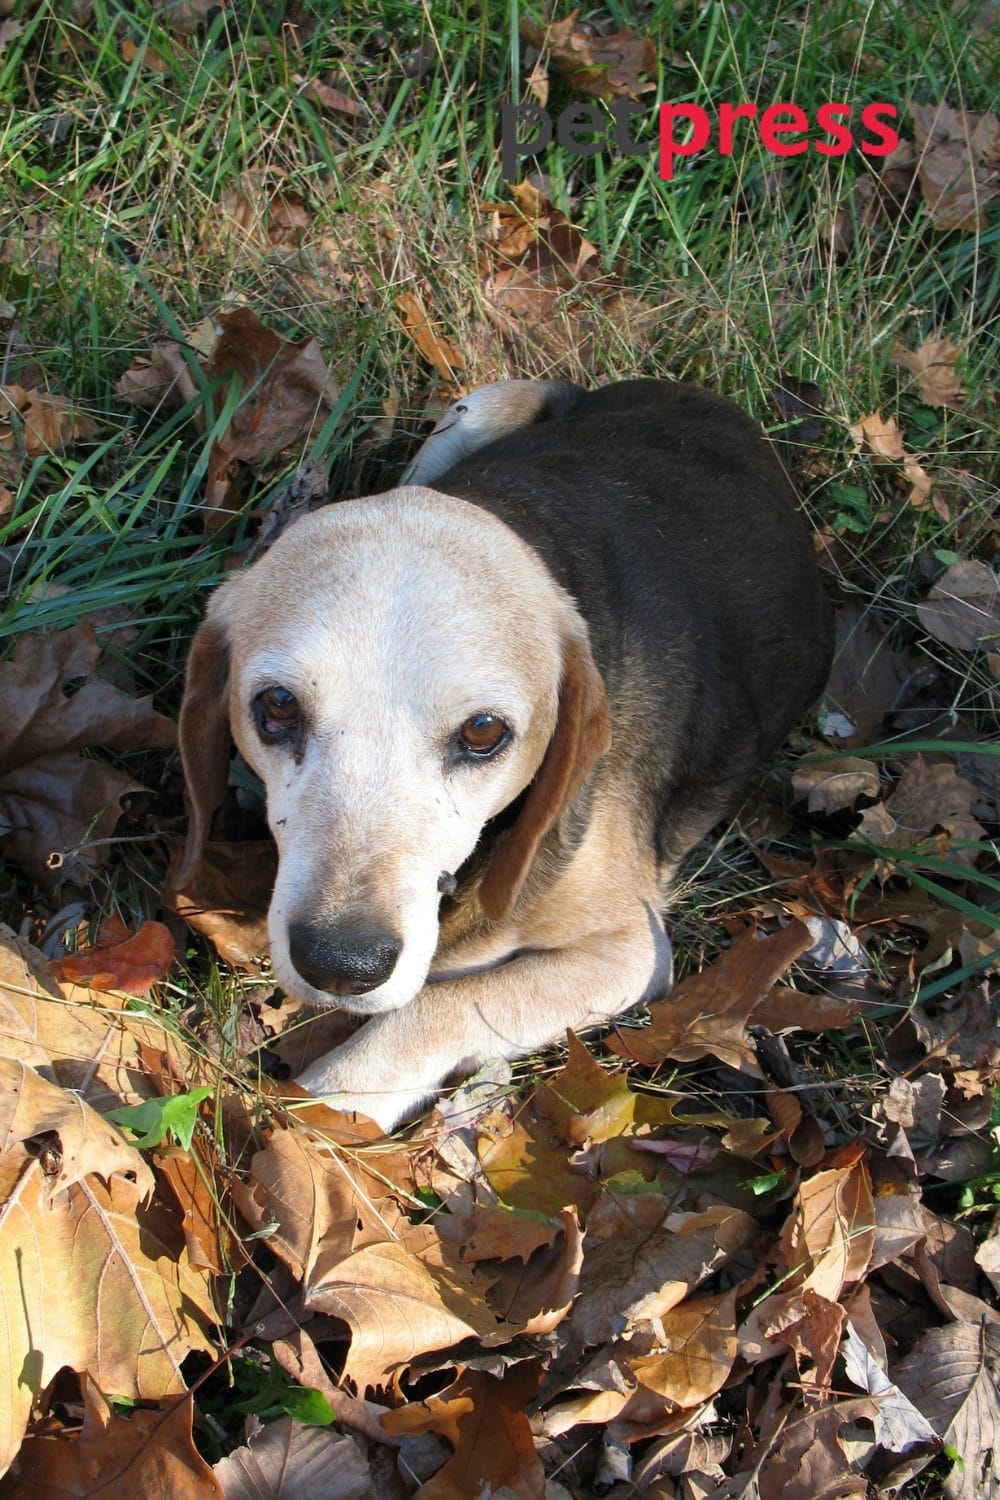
left=287, top=921, right=402, bottom=996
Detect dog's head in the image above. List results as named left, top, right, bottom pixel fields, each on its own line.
left=177, top=489, right=610, bottom=1015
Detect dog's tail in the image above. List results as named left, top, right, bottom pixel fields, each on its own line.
left=402, top=379, right=584, bottom=486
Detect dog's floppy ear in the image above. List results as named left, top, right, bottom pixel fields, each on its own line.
left=174, top=617, right=232, bottom=886
left=479, top=630, right=611, bottom=923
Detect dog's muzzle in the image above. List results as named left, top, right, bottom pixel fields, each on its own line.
left=287, top=919, right=402, bottom=996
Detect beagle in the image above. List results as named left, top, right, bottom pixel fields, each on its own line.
left=177, top=379, right=832, bottom=1131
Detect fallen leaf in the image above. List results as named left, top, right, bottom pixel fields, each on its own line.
left=8, top=1379, right=221, bottom=1498
left=213, top=1416, right=371, bottom=1498
left=204, top=308, right=340, bottom=522
left=533, top=1031, right=636, bottom=1145
left=756, top=1399, right=873, bottom=1499
left=856, top=757, right=987, bottom=873
left=778, top=1152, right=875, bottom=1300
left=164, top=838, right=275, bottom=970
left=916, top=560, right=1000, bottom=653
left=382, top=1364, right=546, bottom=1499
left=607, top=921, right=814, bottom=1073
left=629, top=1288, right=738, bottom=1409
left=395, top=289, right=464, bottom=390
left=0, top=1055, right=151, bottom=1198
left=909, top=99, right=1000, bottom=231
left=566, top=1196, right=757, bottom=1350
left=0, top=624, right=176, bottom=887
left=304, top=77, right=363, bottom=118
left=0, top=382, right=96, bottom=459
left=822, top=600, right=911, bottom=747
left=50, top=914, right=175, bottom=995
left=849, top=409, right=935, bottom=509
left=891, top=334, right=966, bottom=409
left=791, top=755, right=881, bottom=813
left=520, top=14, right=657, bottom=101
left=893, top=1321, right=1000, bottom=1500
left=479, top=185, right=655, bottom=375
left=0, top=1152, right=216, bottom=1475
left=842, top=1320, right=939, bottom=1453
left=305, top=1236, right=505, bottom=1392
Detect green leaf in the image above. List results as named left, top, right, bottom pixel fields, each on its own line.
left=105, top=1086, right=213, bottom=1150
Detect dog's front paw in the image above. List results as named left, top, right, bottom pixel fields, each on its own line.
left=295, top=1054, right=431, bottom=1135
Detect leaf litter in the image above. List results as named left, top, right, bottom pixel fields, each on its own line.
left=0, top=127, right=997, bottom=1500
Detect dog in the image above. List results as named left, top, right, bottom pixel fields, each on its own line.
left=177, top=378, right=832, bottom=1131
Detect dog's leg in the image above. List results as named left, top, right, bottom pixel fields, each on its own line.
left=295, top=909, right=671, bottom=1132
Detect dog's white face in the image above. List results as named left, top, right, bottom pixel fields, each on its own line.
left=203, top=488, right=575, bottom=1015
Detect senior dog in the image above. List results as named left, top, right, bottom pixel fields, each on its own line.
left=177, top=378, right=832, bottom=1130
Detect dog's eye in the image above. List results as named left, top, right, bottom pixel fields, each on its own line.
left=458, top=712, right=509, bottom=757
left=255, top=686, right=300, bottom=738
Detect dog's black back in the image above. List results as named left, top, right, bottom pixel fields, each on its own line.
left=433, top=379, right=832, bottom=867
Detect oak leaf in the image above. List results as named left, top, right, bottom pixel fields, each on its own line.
left=520, top=13, right=656, bottom=101
left=381, top=1364, right=545, bottom=1500
left=891, top=334, right=966, bottom=409
left=909, top=99, right=1000, bottom=231
left=0, top=382, right=96, bottom=459
left=607, top=921, right=813, bottom=1073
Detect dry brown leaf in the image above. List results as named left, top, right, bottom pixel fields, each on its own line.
left=791, top=755, right=881, bottom=814
left=607, top=921, right=813, bottom=1073
left=909, top=99, right=1000, bottom=231
left=857, top=757, right=987, bottom=873
left=0, top=927, right=198, bottom=1112
left=751, top=986, right=860, bottom=1036
left=213, top=1417, right=372, bottom=1499
left=778, top=1149, right=875, bottom=1301
left=629, top=1288, right=738, bottom=1409
left=891, top=334, right=966, bottom=409
left=382, top=1364, right=545, bottom=1499
left=487, top=1206, right=583, bottom=1334
left=566, top=1196, right=757, bottom=1350
left=0, top=1152, right=216, bottom=1476
left=916, top=560, right=1000, bottom=653
left=304, top=77, right=363, bottom=118
left=520, top=13, right=657, bottom=101
left=7, top=1379, right=222, bottom=1499
left=120, top=34, right=171, bottom=72
left=0, top=624, right=176, bottom=887
left=822, top=600, right=911, bottom=747
left=164, top=838, right=275, bottom=970
left=755, top=1399, right=874, bottom=1499
left=115, top=333, right=207, bottom=412
left=776, top=1288, right=846, bottom=1390
left=305, top=1236, right=504, bottom=1392
left=204, top=307, right=339, bottom=521
left=237, top=1126, right=404, bottom=1285
left=50, top=914, right=175, bottom=994
left=479, top=185, right=655, bottom=375
left=849, top=409, right=935, bottom=509
left=0, top=382, right=96, bottom=459
left=0, top=1055, right=151, bottom=1199
left=893, top=1322, right=1000, bottom=1500
left=395, top=288, right=465, bottom=390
